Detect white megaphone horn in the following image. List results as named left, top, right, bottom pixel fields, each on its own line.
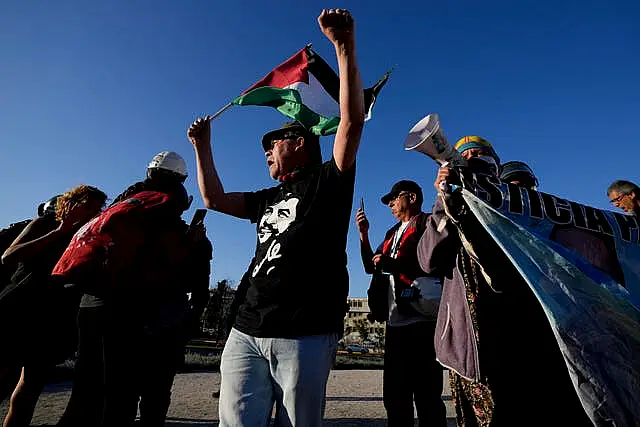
left=404, top=113, right=467, bottom=168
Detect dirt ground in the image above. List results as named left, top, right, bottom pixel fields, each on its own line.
left=0, top=370, right=456, bottom=426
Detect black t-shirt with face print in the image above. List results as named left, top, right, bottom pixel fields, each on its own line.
left=234, top=158, right=355, bottom=338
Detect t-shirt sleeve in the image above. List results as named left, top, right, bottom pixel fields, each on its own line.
left=244, top=187, right=278, bottom=224
left=322, top=157, right=356, bottom=188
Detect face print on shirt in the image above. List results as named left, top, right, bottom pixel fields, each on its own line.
left=253, top=194, right=300, bottom=277
left=257, top=197, right=300, bottom=244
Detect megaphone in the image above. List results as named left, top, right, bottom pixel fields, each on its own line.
left=404, top=113, right=467, bottom=167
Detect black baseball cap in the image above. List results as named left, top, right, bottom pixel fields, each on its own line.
left=261, top=122, right=319, bottom=151
left=261, top=122, right=322, bottom=164
left=381, top=180, right=423, bottom=205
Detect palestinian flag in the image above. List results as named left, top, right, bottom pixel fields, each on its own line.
left=231, top=45, right=391, bottom=136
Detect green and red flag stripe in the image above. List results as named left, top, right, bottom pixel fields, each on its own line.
left=232, top=45, right=390, bottom=136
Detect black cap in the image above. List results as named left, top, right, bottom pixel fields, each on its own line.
left=381, top=180, right=423, bottom=205
left=261, top=122, right=319, bottom=151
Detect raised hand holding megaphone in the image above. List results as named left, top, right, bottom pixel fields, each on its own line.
left=404, top=113, right=467, bottom=167
left=404, top=114, right=467, bottom=191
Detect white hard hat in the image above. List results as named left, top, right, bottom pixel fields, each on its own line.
left=409, top=276, right=442, bottom=319
left=147, top=151, right=188, bottom=179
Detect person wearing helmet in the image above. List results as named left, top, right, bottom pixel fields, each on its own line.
left=108, top=151, right=191, bottom=208
left=434, top=136, right=501, bottom=191
left=418, top=143, right=593, bottom=425
left=59, top=153, right=210, bottom=427
left=454, top=136, right=500, bottom=175
left=187, top=9, right=364, bottom=426
left=356, top=180, right=446, bottom=427
left=146, top=151, right=189, bottom=183
left=500, top=161, right=539, bottom=190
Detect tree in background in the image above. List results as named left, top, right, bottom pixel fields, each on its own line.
left=202, top=279, right=235, bottom=341
left=371, top=331, right=385, bottom=353
left=354, top=318, right=370, bottom=344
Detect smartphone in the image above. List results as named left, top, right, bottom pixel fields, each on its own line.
left=190, top=209, right=207, bottom=228
left=359, top=198, right=364, bottom=211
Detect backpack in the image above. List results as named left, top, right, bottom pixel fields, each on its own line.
left=52, top=191, right=188, bottom=290
left=0, top=219, right=32, bottom=287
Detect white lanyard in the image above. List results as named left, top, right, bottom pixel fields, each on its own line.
left=390, top=217, right=415, bottom=258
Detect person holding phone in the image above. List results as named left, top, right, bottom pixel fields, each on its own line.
left=136, top=208, right=212, bottom=427
left=59, top=153, right=212, bottom=427
left=356, top=180, right=446, bottom=427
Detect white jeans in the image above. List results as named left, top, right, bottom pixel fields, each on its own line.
left=219, top=328, right=339, bottom=427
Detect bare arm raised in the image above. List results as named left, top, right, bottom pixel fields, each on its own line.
left=187, top=115, right=248, bottom=219
left=318, top=9, right=365, bottom=172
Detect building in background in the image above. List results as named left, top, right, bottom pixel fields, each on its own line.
left=343, top=297, right=386, bottom=348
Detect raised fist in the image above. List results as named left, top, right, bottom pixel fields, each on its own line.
left=318, top=9, right=355, bottom=45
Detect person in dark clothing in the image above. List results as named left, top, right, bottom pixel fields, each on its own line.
left=500, top=162, right=627, bottom=288
left=187, top=9, right=365, bottom=426
left=59, top=152, right=209, bottom=427
left=136, top=229, right=212, bottom=427
left=356, top=180, right=446, bottom=427
left=499, top=160, right=538, bottom=190
left=0, top=195, right=60, bottom=404
left=0, top=185, right=107, bottom=427
left=417, top=141, right=592, bottom=426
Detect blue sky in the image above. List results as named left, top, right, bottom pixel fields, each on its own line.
left=1, top=0, right=638, bottom=296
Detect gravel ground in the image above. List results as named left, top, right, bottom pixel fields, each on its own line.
left=1, top=370, right=456, bottom=426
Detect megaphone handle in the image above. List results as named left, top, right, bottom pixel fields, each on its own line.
left=438, top=161, right=451, bottom=192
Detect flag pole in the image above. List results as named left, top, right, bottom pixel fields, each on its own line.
left=208, top=103, right=233, bottom=121
left=209, top=43, right=311, bottom=122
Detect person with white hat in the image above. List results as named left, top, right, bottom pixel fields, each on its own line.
left=109, top=151, right=191, bottom=207
left=59, top=151, right=211, bottom=427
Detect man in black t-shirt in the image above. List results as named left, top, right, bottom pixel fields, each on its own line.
left=187, top=9, right=365, bottom=427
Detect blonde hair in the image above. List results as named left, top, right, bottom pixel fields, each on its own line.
left=56, top=185, right=108, bottom=222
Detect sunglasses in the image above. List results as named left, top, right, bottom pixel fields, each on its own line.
left=610, top=193, right=629, bottom=204
left=389, top=191, right=412, bottom=203
left=266, top=133, right=301, bottom=151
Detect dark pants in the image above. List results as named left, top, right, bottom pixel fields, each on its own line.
left=61, top=301, right=188, bottom=427
left=59, top=304, right=142, bottom=427
left=137, top=324, right=185, bottom=427
left=59, top=306, right=105, bottom=427
left=384, top=321, right=447, bottom=427
left=476, top=279, right=593, bottom=427
left=0, top=365, right=22, bottom=404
